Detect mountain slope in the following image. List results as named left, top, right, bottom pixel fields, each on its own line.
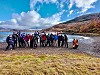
left=43, top=12, right=100, bottom=34
left=63, top=13, right=100, bottom=24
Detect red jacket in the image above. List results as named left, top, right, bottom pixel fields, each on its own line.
left=42, top=35, right=46, bottom=41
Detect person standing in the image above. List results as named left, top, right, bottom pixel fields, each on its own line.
left=20, top=33, right=26, bottom=48
left=42, top=34, right=47, bottom=47
left=58, top=34, right=61, bottom=47
left=24, top=34, right=30, bottom=47
left=33, top=34, right=38, bottom=49
left=54, top=34, right=58, bottom=47
left=50, top=33, right=54, bottom=47
left=61, top=35, right=64, bottom=47
left=12, top=32, right=18, bottom=48
left=64, top=34, right=68, bottom=48
left=40, top=34, right=42, bottom=47
left=29, top=34, right=34, bottom=48
left=46, top=34, right=51, bottom=47
left=18, top=34, right=22, bottom=48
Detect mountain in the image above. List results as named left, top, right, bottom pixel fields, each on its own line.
left=43, top=12, right=100, bottom=34
left=0, top=27, right=5, bottom=29
left=63, top=13, right=100, bottom=24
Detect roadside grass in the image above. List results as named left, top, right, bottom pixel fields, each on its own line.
left=0, top=52, right=100, bottom=75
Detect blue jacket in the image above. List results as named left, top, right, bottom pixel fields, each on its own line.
left=9, top=37, right=14, bottom=45
left=54, top=35, right=58, bottom=40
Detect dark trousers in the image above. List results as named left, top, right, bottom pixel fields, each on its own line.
left=6, top=43, right=15, bottom=50
left=50, top=40, right=54, bottom=47
left=34, top=44, right=37, bottom=48
left=21, top=40, right=25, bottom=47
left=46, top=40, right=51, bottom=46
left=73, top=45, right=78, bottom=49
left=18, top=41, right=21, bottom=47
left=61, top=40, right=64, bottom=47
left=58, top=40, right=60, bottom=47
left=14, top=40, right=17, bottom=47
left=41, top=40, right=45, bottom=47
left=33, top=42, right=37, bottom=48
left=30, top=40, right=33, bottom=48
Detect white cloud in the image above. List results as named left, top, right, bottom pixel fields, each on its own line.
left=58, top=0, right=66, bottom=9
left=0, top=10, right=64, bottom=29
left=60, top=3, right=64, bottom=8
left=50, top=0, right=57, bottom=3
left=30, top=0, right=43, bottom=10
left=0, top=21, right=2, bottom=23
left=67, top=10, right=73, bottom=17
left=69, top=10, right=73, bottom=15
left=30, top=0, right=58, bottom=10
left=69, top=0, right=74, bottom=9
left=69, top=0, right=97, bottom=13
left=67, top=14, right=69, bottom=17
left=0, top=0, right=66, bottom=29
left=0, top=19, right=19, bottom=29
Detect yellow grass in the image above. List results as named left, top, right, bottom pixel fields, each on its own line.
left=0, top=52, right=100, bottom=75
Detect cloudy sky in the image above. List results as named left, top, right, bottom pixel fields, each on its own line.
left=0, top=0, right=100, bottom=29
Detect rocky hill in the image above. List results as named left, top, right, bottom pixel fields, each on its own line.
left=63, top=13, right=100, bottom=23
left=43, top=12, right=100, bottom=34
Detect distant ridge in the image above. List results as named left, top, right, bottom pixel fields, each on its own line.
left=43, top=12, right=100, bottom=34
left=63, top=12, right=100, bottom=24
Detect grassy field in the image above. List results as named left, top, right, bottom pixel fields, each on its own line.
left=0, top=52, right=100, bottom=75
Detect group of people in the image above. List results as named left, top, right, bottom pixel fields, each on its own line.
left=5, top=31, right=78, bottom=50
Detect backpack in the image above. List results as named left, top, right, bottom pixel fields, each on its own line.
left=9, top=37, right=14, bottom=45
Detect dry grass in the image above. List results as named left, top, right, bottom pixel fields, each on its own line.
left=0, top=52, right=100, bottom=75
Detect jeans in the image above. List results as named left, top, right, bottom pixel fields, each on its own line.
left=6, top=43, right=15, bottom=50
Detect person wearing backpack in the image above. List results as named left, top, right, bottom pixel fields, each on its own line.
left=6, top=35, right=15, bottom=50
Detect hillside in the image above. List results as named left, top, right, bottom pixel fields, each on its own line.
left=63, top=13, right=100, bottom=24
left=43, top=12, right=100, bottom=34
